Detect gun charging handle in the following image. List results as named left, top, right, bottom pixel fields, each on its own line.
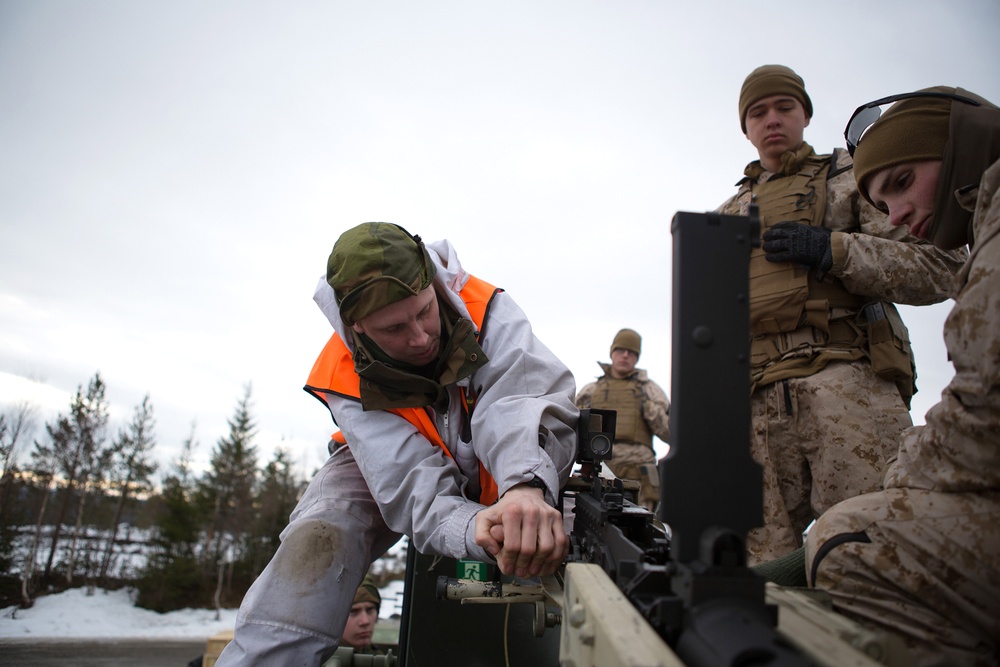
left=435, top=577, right=561, bottom=637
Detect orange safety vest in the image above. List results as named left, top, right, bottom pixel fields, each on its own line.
left=304, top=275, right=503, bottom=504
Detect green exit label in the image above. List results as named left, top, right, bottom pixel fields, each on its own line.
left=457, top=559, right=488, bottom=581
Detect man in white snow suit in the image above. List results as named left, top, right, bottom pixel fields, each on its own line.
left=216, top=222, right=578, bottom=665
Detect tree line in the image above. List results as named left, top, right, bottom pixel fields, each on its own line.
left=0, top=372, right=307, bottom=614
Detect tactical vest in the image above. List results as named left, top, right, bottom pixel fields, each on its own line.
left=588, top=377, right=653, bottom=448
left=304, top=275, right=503, bottom=504
left=741, top=152, right=870, bottom=391
left=737, top=150, right=916, bottom=405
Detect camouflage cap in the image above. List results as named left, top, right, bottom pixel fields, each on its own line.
left=611, top=328, right=641, bottom=359
left=739, top=65, right=813, bottom=134
left=327, top=222, right=437, bottom=326
left=353, top=575, right=381, bottom=611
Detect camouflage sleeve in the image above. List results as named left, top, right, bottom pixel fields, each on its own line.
left=885, top=162, right=1000, bottom=491
left=825, top=152, right=967, bottom=304
left=575, top=382, right=596, bottom=409
left=641, top=379, right=671, bottom=443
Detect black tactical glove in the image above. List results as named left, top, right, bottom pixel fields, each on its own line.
left=761, top=221, right=833, bottom=273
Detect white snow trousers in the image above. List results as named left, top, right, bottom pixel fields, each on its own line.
left=215, top=444, right=401, bottom=666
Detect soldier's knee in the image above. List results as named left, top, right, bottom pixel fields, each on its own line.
left=805, top=520, right=871, bottom=588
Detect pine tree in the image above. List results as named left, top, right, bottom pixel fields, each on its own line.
left=246, top=445, right=303, bottom=578
left=136, top=425, right=205, bottom=612
left=156, top=428, right=201, bottom=556
left=197, top=384, right=258, bottom=606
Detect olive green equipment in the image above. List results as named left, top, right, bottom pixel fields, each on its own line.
left=322, top=647, right=396, bottom=667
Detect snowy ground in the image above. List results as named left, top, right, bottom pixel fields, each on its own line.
left=0, top=588, right=237, bottom=641
left=0, top=580, right=407, bottom=641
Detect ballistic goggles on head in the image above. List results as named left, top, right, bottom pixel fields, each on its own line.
left=844, top=91, right=981, bottom=157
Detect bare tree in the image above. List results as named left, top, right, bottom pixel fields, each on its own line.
left=65, top=444, right=112, bottom=586
left=1, top=401, right=40, bottom=589
left=97, top=395, right=158, bottom=588
left=0, top=400, right=39, bottom=516
left=42, top=373, right=110, bottom=581
left=21, top=441, right=57, bottom=608
left=1, top=400, right=38, bottom=476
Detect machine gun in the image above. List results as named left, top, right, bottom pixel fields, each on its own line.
left=560, top=210, right=900, bottom=666
left=402, top=210, right=899, bottom=667
left=559, top=209, right=812, bottom=666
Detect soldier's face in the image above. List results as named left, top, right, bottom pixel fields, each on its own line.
left=610, top=348, right=637, bottom=379
left=745, top=95, right=810, bottom=167
left=341, top=601, right=378, bottom=649
left=864, top=160, right=942, bottom=240
left=353, top=287, right=441, bottom=366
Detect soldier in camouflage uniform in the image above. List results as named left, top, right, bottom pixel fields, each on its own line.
left=575, top=328, right=670, bottom=510
left=806, top=87, right=1000, bottom=667
left=217, top=223, right=578, bottom=666
left=717, top=65, right=967, bottom=565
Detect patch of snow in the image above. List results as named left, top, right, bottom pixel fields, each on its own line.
left=0, top=588, right=237, bottom=641
left=0, top=578, right=407, bottom=641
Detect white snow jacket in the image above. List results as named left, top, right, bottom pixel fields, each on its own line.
left=311, top=238, right=579, bottom=562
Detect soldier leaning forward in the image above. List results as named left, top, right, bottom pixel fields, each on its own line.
left=807, top=86, right=1000, bottom=667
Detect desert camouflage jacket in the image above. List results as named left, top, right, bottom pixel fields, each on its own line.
left=886, top=157, right=1000, bottom=492
left=718, top=145, right=967, bottom=306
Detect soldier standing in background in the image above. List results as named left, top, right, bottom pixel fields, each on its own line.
left=575, top=328, right=670, bottom=511
left=806, top=86, right=1000, bottom=667
left=716, top=65, right=966, bottom=565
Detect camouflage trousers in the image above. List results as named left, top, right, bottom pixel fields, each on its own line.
left=746, top=359, right=912, bottom=565
left=806, top=488, right=1000, bottom=666
left=607, top=442, right=659, bottom=511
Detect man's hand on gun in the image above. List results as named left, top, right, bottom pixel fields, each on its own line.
left=474, top=484, right=568, bottom=578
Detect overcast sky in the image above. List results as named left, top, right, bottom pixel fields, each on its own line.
left=2, top=0, right=998, bottom=480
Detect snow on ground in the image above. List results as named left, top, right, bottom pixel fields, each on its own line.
left=0, top=580, right=408, bottom=641
left=0, top=588, right=238, bottom=641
